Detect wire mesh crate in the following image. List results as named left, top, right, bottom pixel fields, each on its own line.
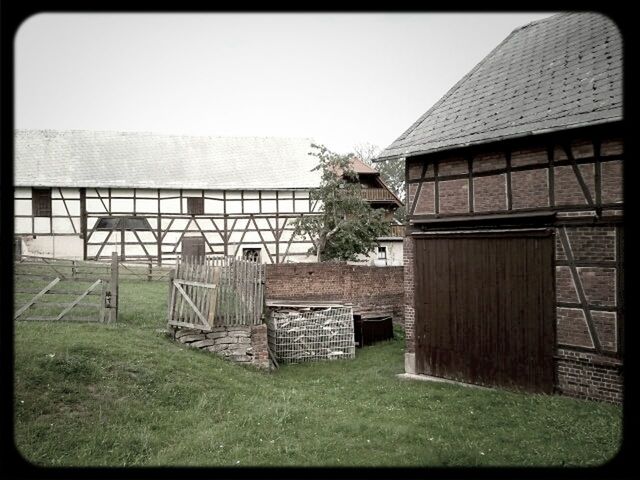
left=267, top=305, right=355, bottom=364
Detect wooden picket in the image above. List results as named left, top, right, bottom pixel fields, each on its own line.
left=167, top=255, right=265, bottom=331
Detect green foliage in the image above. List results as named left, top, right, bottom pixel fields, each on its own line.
left=293, top=144, right=390, bottom=262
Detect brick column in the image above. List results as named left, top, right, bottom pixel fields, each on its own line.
left=403, top=235, right=416, bottom=374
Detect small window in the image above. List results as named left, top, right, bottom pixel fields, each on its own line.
left=377, top=246, right=387, bottom=260
left=95, top=216, right=151, bottom=230
left=243, top=248, right=261, bottom=262
left=96, top=217, right=122, bottom=230
left=187, top=197, right=204, bottom=215
left=123, top=217, right=152, bottom=230
left=32, top=188, right=52, bottom=217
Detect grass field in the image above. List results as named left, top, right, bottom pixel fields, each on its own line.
left=14, top=280, right=622, bottom=467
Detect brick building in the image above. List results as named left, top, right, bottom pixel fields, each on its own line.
left=377, top=13, right=623, bottom=402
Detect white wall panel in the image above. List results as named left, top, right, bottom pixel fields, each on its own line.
left=244, top=200, right=260, bottom=213
left=262, top=199, right=277, bottom=212
left=136, top=189, right=157, bottom=198
left=279, top=199, right=293, bottom=212
left=160, top=198, right=181, bottom=213
left=15, top=217, right=32, bottom=233
left=59, top=188, right=80, bottom=199
left=15, top=188, right=32, bottom=198
left=53, top=236, right=83, bottom=259
left=160, top=189, right=180, bottom=198
left=86, top=198, right=108, bottom=213
left=137, top=199, right=157, bottom=213
left=226, top=200, right=241, bottom=214
left=34, top=217, right=51, bottom=234
left=111, top=198, right=134, bottom=212
left=52, top=217, right=75, bottom=234
left=204, top=198, right=224, bottom=214
left=51, top=200, right=69, bottom=216
left=14, top=199, right=32, bottom=216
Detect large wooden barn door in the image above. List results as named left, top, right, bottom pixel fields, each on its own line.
left=414, top=229, right=555, bottom=393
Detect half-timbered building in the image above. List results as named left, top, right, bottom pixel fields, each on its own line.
left=378, top=13, right=623, bottom=402
left=15, top=130, right=403, bottom=265
left=350, top=158, right=404, bottom=266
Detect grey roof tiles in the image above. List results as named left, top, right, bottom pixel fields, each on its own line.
left=378, top=12, right=622, bottom=160
left=15, top=130, right=321, bottom=189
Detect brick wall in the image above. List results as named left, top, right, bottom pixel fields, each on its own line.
left=474, top=174, right=507, bottom=212
left=511, top=169, right=550, bottom=209
left=556, top=349, right=623, bottom=404
left=265, top=263, right=404, bottom=324
left=403, top=131, right=623, bottom=403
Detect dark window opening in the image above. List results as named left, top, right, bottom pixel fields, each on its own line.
left=243, top=248, right=261, bottom=262
left=182, top=236, right=206, bottom=258
left=95, top=216, right=152, bottom=230
left=32, top=188, right=52, bottom=217
left=377, top=246, right=387, bottom=260
left=187, top=197, right=204, bottom=215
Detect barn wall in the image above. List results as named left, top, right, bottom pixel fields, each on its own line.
left=265, top=263, right=404, bottom=324
left=16, top=185, right=402, bottom=265
left=404, top=127, right=623, bottom=403
left=15, top=187, right=321, bottom=264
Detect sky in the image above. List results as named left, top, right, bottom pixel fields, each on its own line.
left=15, top=12, right=557, bottom=155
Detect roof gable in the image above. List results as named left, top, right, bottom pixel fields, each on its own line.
left=379, top=12, right=622, bottom=160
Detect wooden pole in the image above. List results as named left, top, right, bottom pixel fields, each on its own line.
left=110, top=251, right=119, bottom=323
left=148, top=261, right=152, bottom=282
left=167, top=268, right=176, bottom=334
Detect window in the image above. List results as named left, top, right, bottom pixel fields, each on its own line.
left=187, top=197, right=204, bottom=215
left=243, top=248, right=261, bottom=262
left=377, top=246, right=387, bottom=260
left=32, top=188, right=52, bottom=217
left=95, top=216, right=152, bottom=230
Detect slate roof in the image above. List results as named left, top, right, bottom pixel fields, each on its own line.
left=14, top=130, right=321, bottom=189
left=378, top=12, right=623, bottom=160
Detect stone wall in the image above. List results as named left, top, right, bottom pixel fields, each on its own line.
left=265, top=263, right=404, bottom=324
left=172, top=324, right=270, bottom=369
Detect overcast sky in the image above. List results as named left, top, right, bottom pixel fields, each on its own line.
left=15, top=12, right=556, bottom=154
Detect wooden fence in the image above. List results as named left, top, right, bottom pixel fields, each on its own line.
left=14, top=253, right=119, bottom=323
left=167, top=255, right=265, bottom=331
left=17, top=255, right=172, bottom=282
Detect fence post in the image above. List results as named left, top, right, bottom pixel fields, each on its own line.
left=167, top=268, right=176, bottom=336
left=110, top=252, right=119, bottom=323
left=148, top=261, right=152, bottom=282
left=72, top=260, right=77, bottom=280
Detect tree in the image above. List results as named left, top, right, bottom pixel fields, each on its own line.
left=352, top=142, right=406, bottom=222
left=293, top=144, right=390, bottom=262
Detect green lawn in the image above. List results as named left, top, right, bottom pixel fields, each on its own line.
left=14, top=280, right=622, bottom=467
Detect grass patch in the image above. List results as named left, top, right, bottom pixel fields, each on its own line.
left=14, top=280, right=622, bottom=467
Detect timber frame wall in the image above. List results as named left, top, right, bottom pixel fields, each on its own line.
left=14, top=188, right=322, bottom=264
left=403, top=122, right=623, bottom=403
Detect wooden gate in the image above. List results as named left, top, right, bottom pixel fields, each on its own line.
left=414, top=229, right=555, bottom=393
left=167, top=256, right=265, bottom=331
left=14, top=253, right=119, bottom=323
